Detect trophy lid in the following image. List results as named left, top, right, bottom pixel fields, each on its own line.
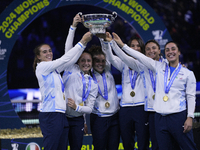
left=79, top=12, right=117, bottom=22
left=79, top=12, right=117, bottom=34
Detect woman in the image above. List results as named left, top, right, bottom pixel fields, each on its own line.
left=111, top=32, right=197, bottom=150
left=99, top=34, right=149, bottom=150
left=33, top=30, right=92, bottom=149
left=88, top=44, right=120, bottom=150
left=62, top=15, right=98, bottom=150
left=144, top=39, right=162, bottom=150
left=108, top=36, right=161, bottom=150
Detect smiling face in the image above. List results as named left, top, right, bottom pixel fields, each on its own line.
left=78, top=52, right=92, bottom=74
left=129, top=39, right=142, bottom=52
left=165, top=42, right=180, bottom=66
left=37, top=44, right=53, bottom=62
left=145, top=42, right=161, bottom=61
left=93, top=54, right=106, bottom=74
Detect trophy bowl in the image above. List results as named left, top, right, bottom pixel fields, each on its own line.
left=79, top=12, right=117, bottom=34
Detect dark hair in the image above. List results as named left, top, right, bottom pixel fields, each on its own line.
left=33, top=43, right=51, bottom=72
left=88, top=45, right=106, bottom=58
left=164, top=41, right=180, bottom=51
left=88, top=45, right=107, bottom=74
left=145, top=39, right=160, bottom=50
left=127, top=36, right=145, bottom=54
left=78, top=51, right=93, bottom=62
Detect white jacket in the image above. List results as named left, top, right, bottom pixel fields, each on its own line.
left=63, top=65, right=98, bottom=118
left=62, top=25, right=98, bottom=118
left=100, top=40, right=145, bottom=107
left=92, top=66, right=119, bottom=117
left=36, top=42, right=86, bottom=113
left=122, top=44, right=196, bottom=118
left=107, top=40, right=155, bottom=111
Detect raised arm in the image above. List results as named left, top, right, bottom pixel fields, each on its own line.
left=110, top=39, right=141, bottom=72
left=112, top=32, right=156, bottom=72
left=39, top=32, right=93, bottom=75
left=65, top=13, right=82, bottom=52
left=97, top=33, right=124, bottom=72
left=98, top=38, right=111, bottom=71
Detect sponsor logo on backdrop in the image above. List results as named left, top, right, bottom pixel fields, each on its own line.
left=152, top=30, right=168, bottom=51
left=152, top=30, right=163, bottom=40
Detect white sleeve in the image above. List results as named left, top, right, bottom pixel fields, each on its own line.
left=75, top=105, right=92, bottom=114
left=99, top=38, right=111, bottom=71
left=65, top=26, right=77, bottom=52
left=186, top=71, right=196, bottom=118
left=39, top=42, right=85, bottom=75
left=111, top=40, right=141, bottom=72
left=55, top=26, right=79, bottom=73
left=75, top=82, right=98, bottom=114
left=122, top=44, right=156, bottom=72
left=101, top=40, right=124, bottom=72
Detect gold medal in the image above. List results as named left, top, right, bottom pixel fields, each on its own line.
left=105, top=102, right=110, bottom=108
left=152, top=94, right=155, bottom=100
left=163, top=95, right=168, bottom=102
left=79, top=102, right=84, bottom=106
left=63, top=94, right=65, bottom=100
left=130, top=91, right=135, bottom=97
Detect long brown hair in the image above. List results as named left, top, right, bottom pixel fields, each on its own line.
left=33, top=43, right=51, bottom=72
left=127, top=36, right=145, bottom=54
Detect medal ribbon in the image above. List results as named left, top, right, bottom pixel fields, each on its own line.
left=81, top=72, right=92, bottom=102
left=92, top=71, right=108, bottom=100
left=129, top=69, right=138, bottom=90
left=164, top=63, right=181, bottom=94
left=159, top=57, right=162, bottom=62
left=148, top=69, right=156, bottom=93
left=56, top=70, right=64, bottom=93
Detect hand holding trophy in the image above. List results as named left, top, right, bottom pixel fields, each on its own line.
left=79, top=11, right=117, bottom=34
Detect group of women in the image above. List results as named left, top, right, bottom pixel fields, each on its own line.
left=33, top=13, right=197, bottom=150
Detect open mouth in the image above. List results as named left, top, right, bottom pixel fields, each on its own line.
left=97, top=66, right=103, bottom=69
left=167, top=54, right=175, bottom=58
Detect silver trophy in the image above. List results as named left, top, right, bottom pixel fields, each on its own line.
left=79, top=12, right=117, bottom=34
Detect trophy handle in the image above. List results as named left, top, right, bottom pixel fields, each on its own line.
left=112, top=11, right=117, bottom=19
left=78, top=12, right=84, bottom=22
left=78, top=12, right=82, bottom=17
